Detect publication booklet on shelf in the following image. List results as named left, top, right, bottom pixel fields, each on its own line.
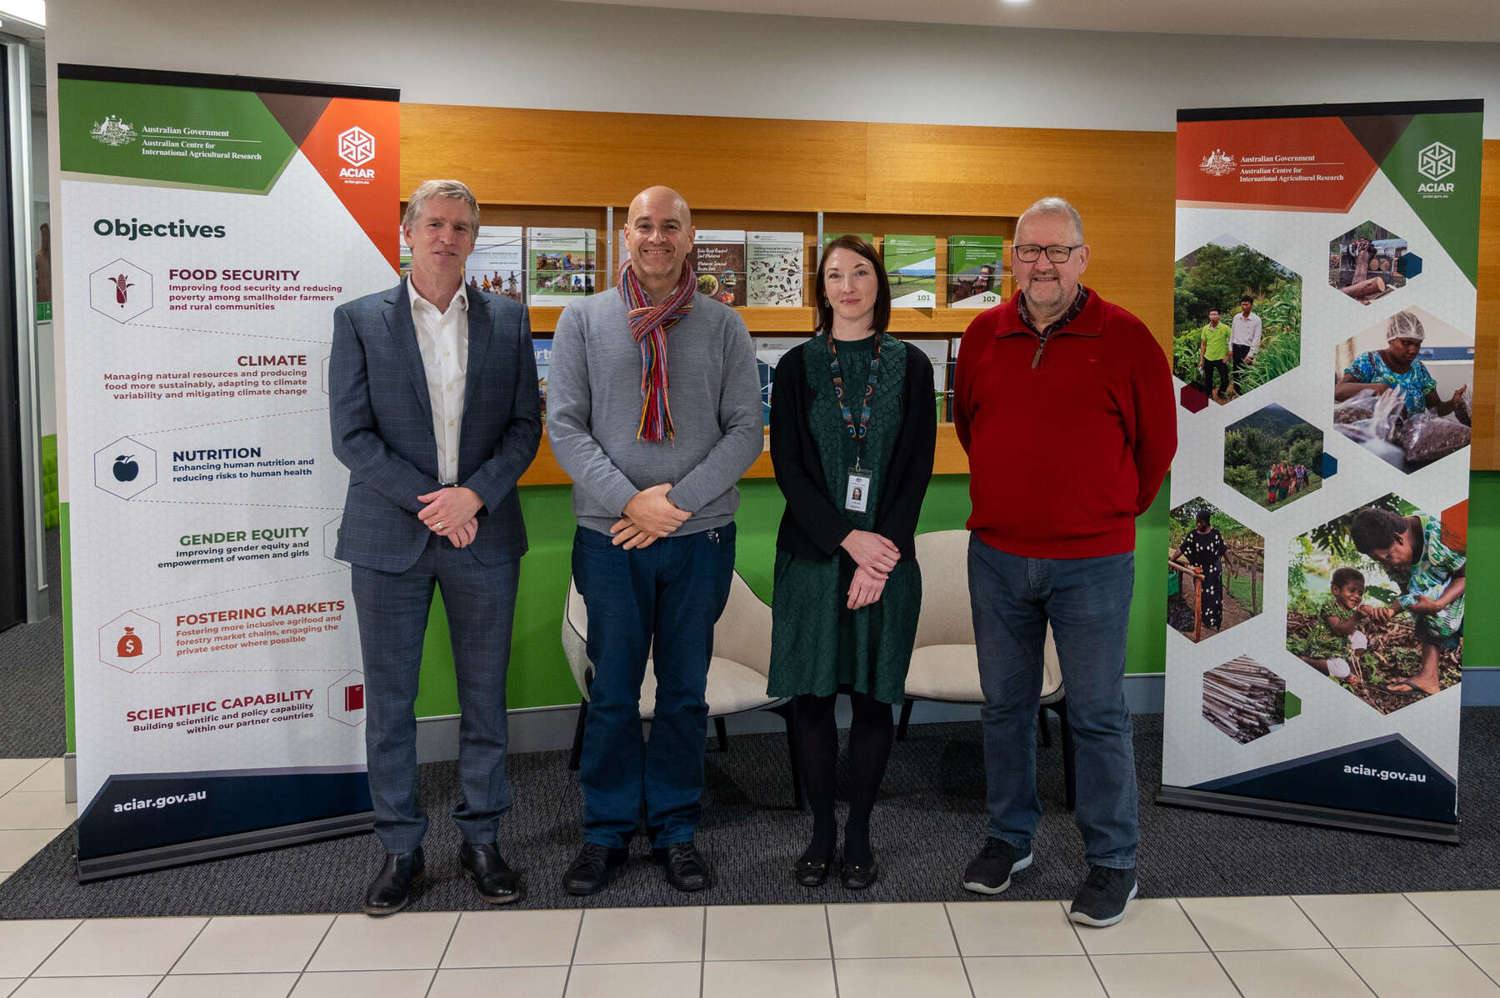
left=688, top=230, right=747, bottom=306
left=884, top=234, right=938, bottom=307
left=945, top=336, right=962, bottom=421
left=747, top=231, right=805, bottom=307
left=947, top=235, right=1006, bottom=308
left=468, top=226, right=525, bottom=302
left=822, top=231, right=875, bottom=248
left=534, top=338, right=552, bottom=421
left=755, top=336, right=804, bottom=427
left=527, top=227, right=597, bottom=306
left=906, top=337, right=949, bottom=422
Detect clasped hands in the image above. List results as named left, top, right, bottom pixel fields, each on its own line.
left=842, top=529, right=899, bottom=610
left=417, top=486, right=483, bottom=548
left=611, top=483, right=691, bottom=549
left=607, top=488, right=900, bottom=609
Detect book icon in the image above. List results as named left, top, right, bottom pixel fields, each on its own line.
left=344, top=684, right=365, bottom=712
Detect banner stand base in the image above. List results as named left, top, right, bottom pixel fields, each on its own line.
left=1155, top=787, right=1459, bottom=844
left=76, top=810, right=375, bottom=883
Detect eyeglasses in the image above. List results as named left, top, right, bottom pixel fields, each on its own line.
left=1013, top=243, right=1083, bottom=263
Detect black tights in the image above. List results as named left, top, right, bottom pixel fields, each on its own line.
left=792, top=690, right=894, bottom=867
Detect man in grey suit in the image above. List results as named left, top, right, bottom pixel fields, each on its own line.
left=330, top=179, right=540, bottom=915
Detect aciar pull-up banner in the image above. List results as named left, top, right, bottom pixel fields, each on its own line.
left=57, top=65, right=399, bottom=879
left=1160, top=100, right=1482, bottom=842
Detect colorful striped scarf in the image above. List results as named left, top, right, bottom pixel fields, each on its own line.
left=618, top=261, right=696, bottom=441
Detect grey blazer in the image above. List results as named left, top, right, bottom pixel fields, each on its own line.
left=329, top=282, right=541, bottom=573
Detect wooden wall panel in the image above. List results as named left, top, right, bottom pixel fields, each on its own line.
left=400, top=105, right=1497, bottom=469
left=400, top=105, right=869, bottom=212
left=1473, top=139, right=1499, bottom=470
left=863, top=125, right=1176, bottom=339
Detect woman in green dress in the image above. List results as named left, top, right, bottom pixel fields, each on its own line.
left=768, top=235, right=936, bottom=889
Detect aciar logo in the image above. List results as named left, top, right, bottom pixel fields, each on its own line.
left=1417, top=141, right=1456, bottom=193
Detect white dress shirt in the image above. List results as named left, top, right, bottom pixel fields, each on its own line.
left=1230, top=311, right=1263, bottom=355
left=409, top=279, right=468, bottom=485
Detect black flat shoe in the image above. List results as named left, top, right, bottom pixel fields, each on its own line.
left=563, top=842, right=628, bottom=896
left=841, top=856, right=879, bottom=890
left=460, top=841, right=523, bottom=905
left=363, top=847, right=424, bottom=916
left=795, top=852, right=834, bottom=887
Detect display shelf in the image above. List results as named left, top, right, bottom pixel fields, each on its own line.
left=518, top=421, right=970, bottom=488
left=526, top=305, right=1002, bottom=336
left=442, top=201, right=1016, bottom=336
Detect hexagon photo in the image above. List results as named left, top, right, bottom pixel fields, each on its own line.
left=1329, top=221, right=1419, bottom=305
left=89, top=258, right=153, bottom=323
left=1203, top=656, right=1290, bottom=744
left=1332, top=305, right=1473, bottom=473
left=1168, top=498, right=1264, bottom=643
left=1174, top=236, right=1301, bottom=407
left=1287, top=493, right=1462, bottom=714
left=1224, top=404, right=1324, bottom=510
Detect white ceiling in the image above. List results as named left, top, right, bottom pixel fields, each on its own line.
left=563, top=0, right=1500, bottom=43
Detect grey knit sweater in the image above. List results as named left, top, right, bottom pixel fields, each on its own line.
left=547, top=290, right=763, bottom=536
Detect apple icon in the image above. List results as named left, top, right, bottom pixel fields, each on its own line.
left=113, top=454, right=139, bottom=482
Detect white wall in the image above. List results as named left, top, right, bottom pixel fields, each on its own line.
left=48, top=0, right=1500, bottom=137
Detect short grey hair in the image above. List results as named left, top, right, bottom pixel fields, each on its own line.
left=403, top=179, right=480, bottom=230
left=1017, top=196, right=1084, bottom=243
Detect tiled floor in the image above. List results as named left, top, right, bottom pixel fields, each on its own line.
left=0, top=758, right=73, bottom=886
left=1, top=757, right=1498, bottom=996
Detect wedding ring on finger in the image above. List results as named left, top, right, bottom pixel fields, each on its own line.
left=436, top=520, right=444, bottom=530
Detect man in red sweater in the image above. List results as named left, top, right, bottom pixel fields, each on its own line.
left=952, top=197, right=1175, bottom=927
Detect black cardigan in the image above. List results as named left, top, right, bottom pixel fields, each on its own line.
left=769, top=338, right=937, bottom=561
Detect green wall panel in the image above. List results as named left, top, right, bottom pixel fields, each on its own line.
left=59, top=469, right=1500, bottom=746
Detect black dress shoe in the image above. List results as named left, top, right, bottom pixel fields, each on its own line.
left=460, top=841, right=523, bottom=905
left=363, top=847, right=424, bottom=916
left=659, top=841, right=714, bottom=892
left=841, top=856, right=879, bottom=890
left=563, top=842, right=628, bottom=896
left=794, top=851, right=834, bottom=887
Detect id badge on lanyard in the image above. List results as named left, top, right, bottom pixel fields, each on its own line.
left=829, top=335, right=881, bottom=515
left=845, top=455, right=871, bottom=513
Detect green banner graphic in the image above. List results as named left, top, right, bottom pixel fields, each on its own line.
left=59, top=78, right=297, bottom=193
left=1378, top=113, right=1484, bottom=285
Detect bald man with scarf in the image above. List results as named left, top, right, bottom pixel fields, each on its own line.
left=548, top=186, right=761, bottom=895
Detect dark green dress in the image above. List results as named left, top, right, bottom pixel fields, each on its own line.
left=768, top=333, right=922, bottom=704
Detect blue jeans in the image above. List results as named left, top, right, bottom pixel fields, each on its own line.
left=968, top=534, right=1138, bottom=868
left=573, top=523, right=736, bottom=849
left=351, top=538, right=520, bottom=854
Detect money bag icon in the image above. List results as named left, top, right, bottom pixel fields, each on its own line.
left=117, top=626, right=143, bottom=658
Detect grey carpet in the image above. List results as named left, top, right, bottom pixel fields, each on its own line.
left=2, top=709, right=1496, bottom=918
left=0, top=528, right=64, bottom=758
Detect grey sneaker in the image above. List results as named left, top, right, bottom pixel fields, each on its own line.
left=1069, top=865, right=1138, bottom=927
left=962, top=837, right=1033, bottom=895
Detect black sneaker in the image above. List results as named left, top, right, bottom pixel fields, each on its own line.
left=962, top=837, right=1033, bottom=895
left=1069, top=865, right=1138, bottom=927
left=563, top=842, right=628, bottom=896
left=657, top=841, right=714, bottom=893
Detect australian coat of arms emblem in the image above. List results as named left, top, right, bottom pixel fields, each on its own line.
left=90, top=115, right=138, bottom=147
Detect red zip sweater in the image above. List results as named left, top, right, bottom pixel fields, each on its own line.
left=953, top=288, right=1177, bottom=558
